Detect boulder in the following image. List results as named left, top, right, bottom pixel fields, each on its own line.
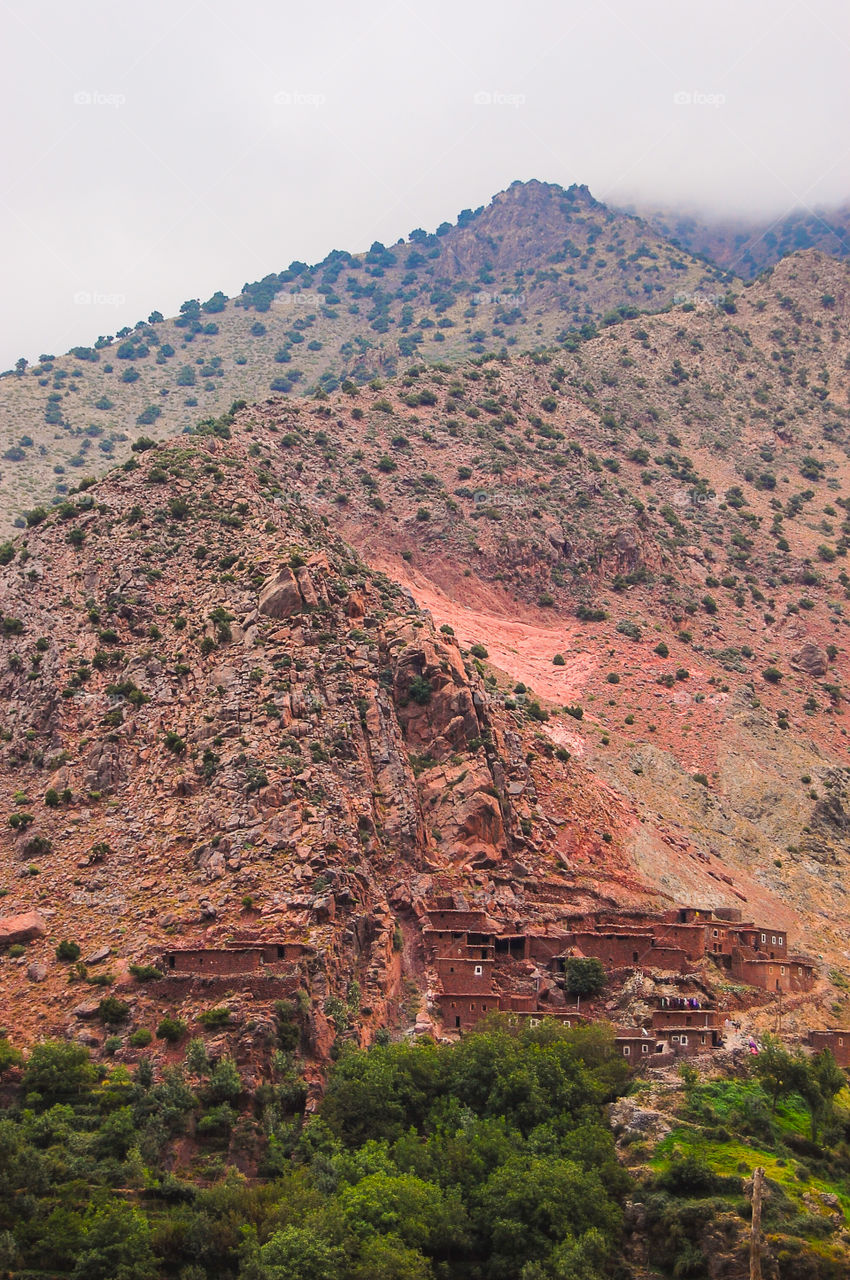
left=791, top=640, right=828, bottom=679
left=346, top=591, right=366, bottom=619
left=27, top=961, right=48, bottom=982
left=294, top=565, right=319, bottom=608
left=0, top=911, right=47, bottom=948
left=259, top=567, right=303, bottom=619
left=72, top=1000, right=101, bottom=1020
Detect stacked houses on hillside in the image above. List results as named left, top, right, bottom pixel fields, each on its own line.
left=422, top=900, right=816, bottom=1062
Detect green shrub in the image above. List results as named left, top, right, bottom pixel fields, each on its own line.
left=563, top=956, right=606, bottom=998
left=97, top=996, right=130, bottom=1025
left=408, top=675, right=432, bottom=705
left=197, top=1006, right=231, bottom=1029
left=157, top=1016, right=187, bottom=1044
left=163, top=730, right=186, bottom=755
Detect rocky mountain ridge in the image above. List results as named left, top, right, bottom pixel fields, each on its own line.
left=0, top=179, right=727, bottom=531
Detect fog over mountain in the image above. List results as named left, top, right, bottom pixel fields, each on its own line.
left=2, top=0, right=849, bottom=365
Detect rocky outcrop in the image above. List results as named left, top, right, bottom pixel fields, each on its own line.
left=258, top=567, right=304, bottom=618
left=389, top=626, right=481, bottom=760
left=791, top=640, right=828, bottom=679
left=259, top=559, right=327, bottom=619
left=84, top=740, right=125, bottom=792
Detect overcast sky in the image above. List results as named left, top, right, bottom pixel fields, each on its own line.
left=2, top=0, right=849, bottom=367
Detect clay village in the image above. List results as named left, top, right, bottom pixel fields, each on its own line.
left=417, top=897, right=821, bottom=1065
left=147, top=888, right=839, bottom=1071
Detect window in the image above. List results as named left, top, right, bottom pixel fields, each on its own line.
left=839, top=1038, right=844, bottom=1047
left=772, top=936, right=776, bottom=944
left=474, top=964, right=482, bottom=976
left=672, top=1035, right=680, bottom=1043
left=641, top=1043, right=649, bottom=1053
left=780, top=966, right=785, bottom=975
left=681, top=1035, right=688, bottom=1045
left=761, top=933, right=766, bottom=943
left=530, top=1017, right=539, bottom=1027
left=778, top=937, right=783, bottom=945
left=712, top=928, right=718, bottom=937
left=769, top=966, right=774, bottom=974
left=622, top=1046, right=630, bottom=1056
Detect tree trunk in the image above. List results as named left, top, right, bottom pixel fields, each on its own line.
left=749, top=1165, right=764, bottom=1280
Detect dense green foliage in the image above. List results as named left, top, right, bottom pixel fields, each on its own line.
left=636, top=1055, right=850, bottom=1279
left=0, top=1020, right=629, bottom=1279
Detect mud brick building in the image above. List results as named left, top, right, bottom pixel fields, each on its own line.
left=808, top=1030, right=850, bottom=1068
left=555, top=930, right=693, bottom=974
left=729, top=948, right=815, bottom=993
left=421, top=897, right=817, bottom=1049
left=434, top=955, right=494, bottom=992
left=613, top=1027, right=666, bottom=1063
left=650, top=1003, right=724, bottom=1052
left=435, top=991, right=502, bottom=1029
left=705, top=918, right=788, bottom=961
left=163, top=941, right=313, bottom=976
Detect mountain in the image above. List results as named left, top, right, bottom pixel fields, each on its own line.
left=634, top=199, right=850, bottom=279
left=0, top=415, right=660, bottom=1048
left=2, top=247, right=850, bottom=1053
left=0, top=180, right=729, bottom=533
